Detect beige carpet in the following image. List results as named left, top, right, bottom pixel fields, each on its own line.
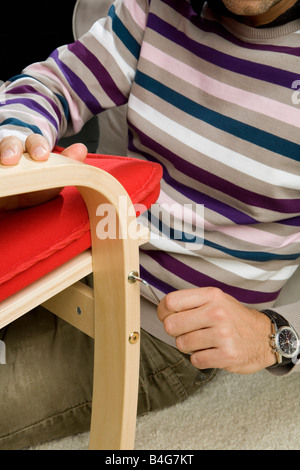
left=28, top=368, right=300, bottom=450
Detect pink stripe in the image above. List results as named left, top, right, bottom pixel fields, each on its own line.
left=17, top=110, right=54, bottom=144
left=26, top=64, right=84, bottom=133
left=141, top=43, right=300, bottom=128
left=157, top=191, right=204, bottom=226
left=158, top=190, right=300, bottom=249
left=124, top=0, right=147, bottom=30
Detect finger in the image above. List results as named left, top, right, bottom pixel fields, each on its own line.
left=158, top=287, right=224, bottom=319
left=61, top=143, right=87, bottom=162
left=163, top=306, right=212, bottom=337
left=25, top=134, right=51, bottom=161
left=0, top=136, right=24, bottom=165
left=190, top=348, right=222, bottom=370
left=176, top=327, right=216, bottom=354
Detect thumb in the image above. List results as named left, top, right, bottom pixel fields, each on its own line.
left=61, top=143, right=88, bottom=162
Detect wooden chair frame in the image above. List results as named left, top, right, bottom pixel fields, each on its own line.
left=0, top=152, right=149, bottom=449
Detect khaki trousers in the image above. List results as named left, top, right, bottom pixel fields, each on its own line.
left=0, top=306, right=215, bottom=450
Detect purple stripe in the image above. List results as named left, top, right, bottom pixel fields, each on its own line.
left=0, top=98, right=58, bottom=131
left=146, top=140, right=300, bottom=214
left=161, top=0, right=192, bottom=18
left=163, top=0, right=300, bottom=57
left=50, top=49, right=102, bottom=115
left=140, top=264, right=175, bottom=295
left=8, top=85, right=63, bottom=123
left=130, top=123, right=300, bottom=214
left=128, top=126, right=257, bottom=224
left=167, top=156, right=300, bottom=214
left=198, top=17, right=300, bottom=57
left=280, top=215, right=300, bottom=227
left=148, top=13, right=299, bottom=88
left=68, top=42, right=127, bottom=106
left=144, top=251, right=280, bottom=304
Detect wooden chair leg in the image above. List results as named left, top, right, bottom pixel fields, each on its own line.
left=88, top=237, right=141, bottom=450
left=42, top=242, right=141, bottom=450
left=78, top=188, right=142, bottom=450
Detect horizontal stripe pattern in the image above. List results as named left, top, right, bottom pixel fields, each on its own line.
left=128, top=1, right=300, bottom=309
left=1, top=0, right=300, bottom=326
left=0, top=118, right=43, bottom=135
left=140, top=42, right=300, bottom=130
left=143, top=250, right=282, bottom=303
left=135, top=70, right=300, bottom=163
left=147, top=12, right=300, bottom=88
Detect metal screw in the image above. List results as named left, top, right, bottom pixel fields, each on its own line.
left=76, top=306, right=82, bottom=315
left=128, top=271, right=139, bottom=284
left=129, top=332, right=140, bottom=344
left=128, top=271, right=160, bottom=305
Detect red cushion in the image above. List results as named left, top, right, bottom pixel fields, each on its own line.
left=0, top=148, right=162, bottom=302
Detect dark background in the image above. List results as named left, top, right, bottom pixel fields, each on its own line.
left=1, top=0, right=77, bottom=81
left=0, top=0, right=101, bottom=152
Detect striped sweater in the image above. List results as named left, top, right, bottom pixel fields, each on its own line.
left=1, top=0, right=300, bottom=362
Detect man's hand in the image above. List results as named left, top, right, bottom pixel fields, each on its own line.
left=0, top=134, right=87, bottom=209
left=157, top=287, right=277, bottom=374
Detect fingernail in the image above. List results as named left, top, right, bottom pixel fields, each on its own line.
left=32, top=146, right=47, bottom=159
left=1, top=149, right=15, bottom=160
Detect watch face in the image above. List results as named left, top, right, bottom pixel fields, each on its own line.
left=276, top=326, right=300, bottom=358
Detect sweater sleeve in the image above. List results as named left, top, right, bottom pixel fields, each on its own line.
left=0, top=0, right=149, bottom=148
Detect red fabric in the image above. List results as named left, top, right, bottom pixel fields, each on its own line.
left=0, top=148, right=162, bottom=302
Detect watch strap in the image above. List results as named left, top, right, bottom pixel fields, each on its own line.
left=261, top=309, right=290, bottom=329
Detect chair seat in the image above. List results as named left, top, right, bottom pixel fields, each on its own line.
left=0, top=147, right=162, bottom=302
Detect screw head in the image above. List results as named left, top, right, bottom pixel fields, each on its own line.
left=128, top=271, right=139, bottom=284
left=129, top=332, right=139, bottom=344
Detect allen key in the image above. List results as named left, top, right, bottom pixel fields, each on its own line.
left=128, top=271, right=160, bottom=305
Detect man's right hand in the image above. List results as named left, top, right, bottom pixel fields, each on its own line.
left=0, top=134, right=88, bottom=209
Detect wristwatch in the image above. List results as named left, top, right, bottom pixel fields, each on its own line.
left=262, top=309, right=300, bottom=367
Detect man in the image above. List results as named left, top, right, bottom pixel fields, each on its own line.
left=0, top=0, right=300, bottom=449
left=212, top=0, right=284, bottom=16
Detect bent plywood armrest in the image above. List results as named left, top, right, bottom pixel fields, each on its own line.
left=0, top=151, right=162, bottom=450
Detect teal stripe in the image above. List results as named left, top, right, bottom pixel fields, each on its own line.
left=204, top=239, right=300, bottom=262
left=7, top=74, right=69, bottom=122
left=8, top=74, right=35, bottom=83
left=108, top=5, right=141, bottom=59
left=0, top=118, right=42, bottom=135
left=145, top=212, right=300, bottom=262
left=54, top=93, right=70, bottom=122
left=135, top=70, right=300, bottom=162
